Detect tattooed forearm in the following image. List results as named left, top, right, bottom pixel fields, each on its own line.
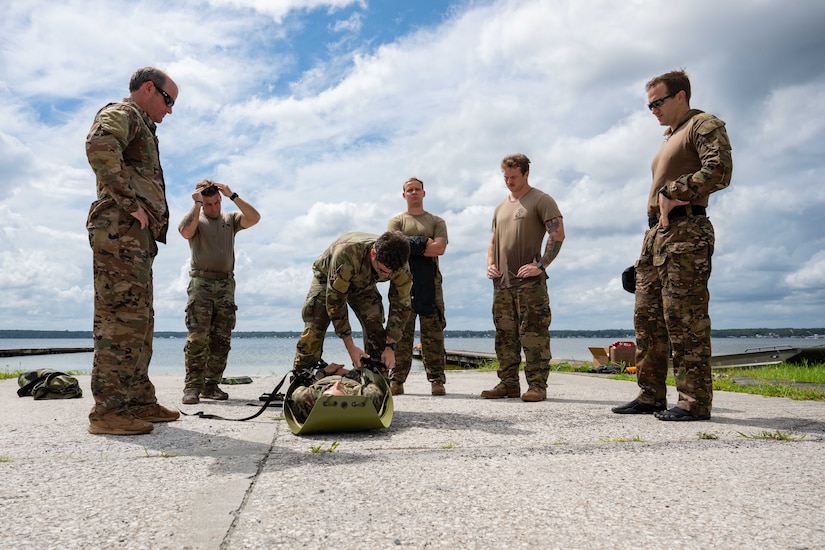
left=539, top=217, right=565, bottom=266
left=541, top=239, right=563, bottom=266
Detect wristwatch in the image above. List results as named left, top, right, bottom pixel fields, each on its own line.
left=536, top=261, right=544, bottom=270
left=229, top=192, right=239, bottom=201
left=385, top=342, right=398, bottom=351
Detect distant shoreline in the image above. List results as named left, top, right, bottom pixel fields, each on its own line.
left=2, top=328, right=823, bottom=339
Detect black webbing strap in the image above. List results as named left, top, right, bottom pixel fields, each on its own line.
left=179, top=372, right=290, bottom=422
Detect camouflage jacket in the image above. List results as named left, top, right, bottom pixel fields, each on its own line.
left=312, top=232, right=412, bottom=341
left=85, top=98, right=169, bottom=243
left=648, top=109, right=733, bottom=215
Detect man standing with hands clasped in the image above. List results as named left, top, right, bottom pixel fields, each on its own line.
left=387, top=177, right=449, bottom=396
left=179, top=180, right=261, bottom=404
left=482, top=154, right=565, bottom=402
left=612, top=69, right=732, bottom=421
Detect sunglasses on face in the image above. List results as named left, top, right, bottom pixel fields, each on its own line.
left=155, top=83, right=175, bottom=108
left=647, top=93, right=675, bottom=111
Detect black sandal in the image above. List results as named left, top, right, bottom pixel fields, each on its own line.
left=654, top=407, right=710, bottom=421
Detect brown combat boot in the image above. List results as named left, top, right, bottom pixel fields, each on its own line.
left=200, top=383, right=228, bottom=400
left=88, top=413, right=154, bottom=436
left=521, top=386, right=547, bottom=402
left=390, top=381, right=404, bottom=396
left=480, top=383, right=520, bottom=399
left=132, top=403, right=180, bottom=423
left=431, top=381, right=446, bottom=396
left=182, top=388, right=200, bottom=404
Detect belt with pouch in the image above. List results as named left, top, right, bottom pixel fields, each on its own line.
left=648, top=205, right=707, bottom=229
left=190, top=270, right=232, bottom=280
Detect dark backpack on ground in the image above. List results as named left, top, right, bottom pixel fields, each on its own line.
left=17, top=369, right=83, bottom=400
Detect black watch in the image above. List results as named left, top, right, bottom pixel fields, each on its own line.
left=385, top=342, right=397, bottom=351
left=229, top=192, right=239, bottom=201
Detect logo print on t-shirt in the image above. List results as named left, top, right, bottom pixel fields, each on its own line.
left=513, top=208, right=526, bottom=221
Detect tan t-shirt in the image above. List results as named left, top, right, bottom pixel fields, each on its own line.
left=388, top=211, right=448, bottom=313
left=188, top=212, right=244, bottom=273
left=491, top=187, right=561, bottom=289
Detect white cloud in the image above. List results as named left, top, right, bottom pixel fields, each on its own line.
left=1, top=0, right=824, bottom=332
left=786, top=252, right=825, bottom=290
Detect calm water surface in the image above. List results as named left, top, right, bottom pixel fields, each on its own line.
left=3, top=336, right=823, bottom=376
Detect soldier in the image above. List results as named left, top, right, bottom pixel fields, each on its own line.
left=178, top=179, right=261, bottom=405
left=290, top=363, right=386, bottom=424
left=482, top=154, right=565, bottom=402
left=85, top=67, right=180, bottom=435
left=612, top=69, right=732, bottom=421
left=293, top=231, right=412, bottom=375
left=387, top=177, right=449, bottom=396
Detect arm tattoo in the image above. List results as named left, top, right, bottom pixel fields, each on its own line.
left=541, top=239, right=563, bottom=266
left=540, top=218, right=564, bottom=266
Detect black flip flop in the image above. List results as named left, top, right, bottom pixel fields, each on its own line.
left=654, top=407, right=710, bottom=421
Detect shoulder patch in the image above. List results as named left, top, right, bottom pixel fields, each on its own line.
left=97, top=107, right=132, bottom=145
left=694, top=114, right=726, bottom=136
left=330, top=264, right=352, bottom=294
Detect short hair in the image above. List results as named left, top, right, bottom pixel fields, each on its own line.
left=501, top=154, right=530, bottom=175
left=373, top=231, right=410, bottom=272
left=403, top=177, right=424, bottom=191
left=129, top=67, right=169, bottom=93
left=646, top=69, right=691, bottom=104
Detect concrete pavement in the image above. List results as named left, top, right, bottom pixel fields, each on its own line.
left=1, top=370, right=823, bottom=549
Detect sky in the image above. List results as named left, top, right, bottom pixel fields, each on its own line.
left=1, top=0, right=824, bottom=334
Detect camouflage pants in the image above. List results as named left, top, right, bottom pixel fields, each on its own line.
left=634, top=216, right=714, bottom=416
left=290, top=375, right=386, bottom=423
left=492, top=277, right=552, bottom=390
left=391, top=309, right=446, bottom=384
left=183, top=277, right=237, bottom=390
left=294, top=278, right=387, bottom=370
left=87, top=213, right=158, bottom=420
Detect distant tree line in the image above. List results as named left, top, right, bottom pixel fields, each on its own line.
left=3, top=328, right=824, bottom=339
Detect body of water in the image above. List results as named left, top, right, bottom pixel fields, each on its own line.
left=2, top=336, right=824, bottom=377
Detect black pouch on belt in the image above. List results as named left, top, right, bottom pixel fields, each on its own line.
left=621, top=265, right=636, bottom=294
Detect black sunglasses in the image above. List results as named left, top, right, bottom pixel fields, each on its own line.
left=647, top=93, right=675, bottom=111
left=155, top=83, right=175, bottom=108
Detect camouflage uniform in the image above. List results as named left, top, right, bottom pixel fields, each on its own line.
left=492, top=278, right=553, bottom=389
left=183, top=211, right=244, bottom=392
left=634, top=110, right=733, bottom=417
left=490, top=188, right=561, bottom=391
left=290, top=374, right=386, bottom=423
left=85, top=98, right=169, bottom=420
left=294, top=233, right=412, bottom=370
left=387, top=212, right=448, bottom=385
left=184, top=276, right=237, bottom=390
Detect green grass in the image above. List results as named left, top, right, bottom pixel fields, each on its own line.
left=716, top=362, right=825, bottom=384
left=310, top=441, right=339, bottom=453
left=737, top=429, right=806, bottom=441
left=604, top=361, right=825, bottom=401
